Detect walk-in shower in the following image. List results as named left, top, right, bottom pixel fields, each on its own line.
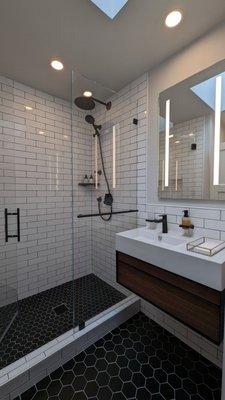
left=0, top=69, right=139, bottom=386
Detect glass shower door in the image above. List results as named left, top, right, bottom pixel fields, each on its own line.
left=71, top=70, right=138, bottom=330
left=0, top=137, right=18, bottom=342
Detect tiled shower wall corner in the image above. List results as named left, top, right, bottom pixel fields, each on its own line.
left=91, top=73, right=147, bottom=286
left=0, top=74, right=92, bottom=301
left=72, top=107, right=93, bottom=278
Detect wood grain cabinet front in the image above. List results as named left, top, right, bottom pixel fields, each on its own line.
left=116, top=251, right=224, bottom=344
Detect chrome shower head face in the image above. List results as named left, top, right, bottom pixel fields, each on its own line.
left=74, top=96, right=95, bottom=110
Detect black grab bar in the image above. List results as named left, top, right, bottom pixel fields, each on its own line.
left=77, top=209, right=138, bottom=219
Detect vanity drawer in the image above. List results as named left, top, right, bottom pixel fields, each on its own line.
left=116, top=251, right=224, bottom=344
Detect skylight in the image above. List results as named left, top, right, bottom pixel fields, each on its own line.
left=90, top=0, right=129, bottom=19
left=191, top=72, right=225, bottom=111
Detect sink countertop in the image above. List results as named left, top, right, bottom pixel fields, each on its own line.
left=116, top=227, right=225, bottom=291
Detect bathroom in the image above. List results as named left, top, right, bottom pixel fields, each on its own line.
left=1, top=1, right=225, bottom=399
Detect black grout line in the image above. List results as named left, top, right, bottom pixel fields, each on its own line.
left=0, top=274, right=125, bottom=369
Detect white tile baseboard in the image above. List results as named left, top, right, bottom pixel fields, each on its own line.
left=0, top=295, right=140, bottom=400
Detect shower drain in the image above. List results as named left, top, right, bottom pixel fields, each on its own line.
left=52, top=304, right=69, bottom=316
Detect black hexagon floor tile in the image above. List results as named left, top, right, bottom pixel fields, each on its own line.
left=15, top=312, right=221, bottom=400
left=0, top=274, right=125, bottom=368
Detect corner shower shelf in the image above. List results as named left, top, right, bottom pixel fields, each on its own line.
left=78, top=182, right=99, bottom=187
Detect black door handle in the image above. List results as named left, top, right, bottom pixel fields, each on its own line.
left=4, top=208, right=20, bottom=242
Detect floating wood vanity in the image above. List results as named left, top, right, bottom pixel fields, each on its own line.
left=116, top=251, right=225, bottom=344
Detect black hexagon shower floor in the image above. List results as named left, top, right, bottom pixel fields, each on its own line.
left=16, top=312, right=221, bottom=400
left=0, top=274, right=125, bottom=369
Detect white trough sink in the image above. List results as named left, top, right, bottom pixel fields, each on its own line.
left=116, top=227, right=225, bottom=291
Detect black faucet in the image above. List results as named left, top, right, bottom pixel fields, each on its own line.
left=146, top=214, right=168, bottom=234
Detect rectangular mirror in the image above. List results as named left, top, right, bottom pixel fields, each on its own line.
left=158, top=59, right=225, bottom=200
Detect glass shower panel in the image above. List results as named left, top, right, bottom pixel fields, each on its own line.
left=0, top=124, right=18, bottom=343
left=19, top=94, right=76, bottom=337
left=72, top=70, right=138, bottom=330
left=12, top=86, right=75, bottom=354
left=71, top=70, right=98, bottom=328
left=0, top=73, right=75, bottom=370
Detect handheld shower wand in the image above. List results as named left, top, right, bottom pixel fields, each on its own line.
left=85, top=115, right=113, bottom=221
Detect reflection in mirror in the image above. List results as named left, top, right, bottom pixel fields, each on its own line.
left=158, top=60, right=225, bottom=200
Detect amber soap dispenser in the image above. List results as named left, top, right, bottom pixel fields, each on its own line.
left=179, top=210, right=194, bottom=236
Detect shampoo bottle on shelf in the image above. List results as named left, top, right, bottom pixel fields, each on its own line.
left=83, top=174, right=89, bottom=184
left=89, top=174, right=94, bottom=184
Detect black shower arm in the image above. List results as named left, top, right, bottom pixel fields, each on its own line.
left=92, top=97, right=111, bottom=110
left=92, top=97, right=107, bottom=107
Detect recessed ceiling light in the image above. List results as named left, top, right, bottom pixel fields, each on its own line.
left=83, top=91, right=93, bottom=98
left=165, top=10, right=182, bottom=28
left=50, top=60, right=64, bottom=71
left=25, top=105, right=33, bottom=111
left=174, top=140, right=180, bottom=144
left=189, top=133, right=194, bottom=137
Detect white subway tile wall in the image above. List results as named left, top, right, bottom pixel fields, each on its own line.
left=91, top=73, right=148, bottom=285
left=0, top=75, right=92, bottom=304
left=72, top=106, right=93, bottom=279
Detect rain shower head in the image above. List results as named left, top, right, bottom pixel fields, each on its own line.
left=74, top=96, right=95, bottom=110
left=74, top=95, right=111, bottom=111
left=85, top=115, right=95, bottom=125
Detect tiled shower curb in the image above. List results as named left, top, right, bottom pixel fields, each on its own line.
left=0, top=295, right=140, bottom=400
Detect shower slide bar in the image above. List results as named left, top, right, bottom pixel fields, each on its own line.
left=77, top=209, right=138, bottom=218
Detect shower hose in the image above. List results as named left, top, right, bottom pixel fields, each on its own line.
left=97, top=134, right=113, bottom=221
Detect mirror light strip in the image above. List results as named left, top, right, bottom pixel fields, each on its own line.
left=175, top=160, right=178, bottom=191
left=213, top=75, right=222, bottom=186
left=165, top=99, right=170, bottom=187
left=95, top=136, right=98, bottom=189
left=162, top=160, right=165, bottom=191
left=112, top=125, right=116, bottom=189
left=56, top=152, right=59, bottom=191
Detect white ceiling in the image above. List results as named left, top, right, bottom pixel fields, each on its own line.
left=1, top=0, right=225, bottom=100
